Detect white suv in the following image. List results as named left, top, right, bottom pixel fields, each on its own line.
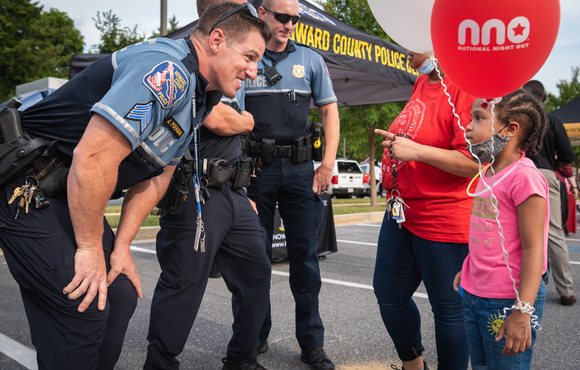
left=360, top=162, right=384, bottom=197
left=315, top=159, right=364, bottom=198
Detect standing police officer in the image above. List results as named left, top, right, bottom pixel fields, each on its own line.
left=0, top=4, right=268, bottom=369
left=244, top=0, right=340, bottom=369
left=144, top=2, right=272, bottom=370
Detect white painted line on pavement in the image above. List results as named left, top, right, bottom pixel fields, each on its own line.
left=0, top=333, right=37, bottom=370
left=356, top=223, right=381, bottom=227
left=271, top=270, right=429, bottom=299
left=130, top=246, right=156, bottom=254
left=337, top=240, right=378, bottom=246
left=571, top=261, right=580, bottom=265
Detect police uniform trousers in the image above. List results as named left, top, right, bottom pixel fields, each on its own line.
left=144, top=181, right=271, bottom=369
left=247, top=158, right=325, bottom=350
left=0, top=176, right=138, bottom=370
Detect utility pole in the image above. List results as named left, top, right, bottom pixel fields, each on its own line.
left=161, top=0, right=168, bottom=36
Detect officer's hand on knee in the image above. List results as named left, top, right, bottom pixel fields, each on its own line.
left=63, top=247, right=108, bottom=312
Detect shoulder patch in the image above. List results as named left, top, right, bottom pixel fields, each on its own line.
left=125, top=102, right=154, bottom=134
left=164, top=116, right=184, bottom=138
left=292, top=65, right=305, bottom=78
left=321, top=56, right=330, bottom=75
left=143, top=61, right=189, bottom=109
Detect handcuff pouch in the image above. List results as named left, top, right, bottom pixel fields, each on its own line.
left=206, top=158, right=234, bottom=189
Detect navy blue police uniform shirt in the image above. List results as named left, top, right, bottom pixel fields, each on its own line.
left=198, top=86, right=245, bottom=165
left=20, top=38, right=212, bottom=190
left=244, top=40, right=336, bottom=145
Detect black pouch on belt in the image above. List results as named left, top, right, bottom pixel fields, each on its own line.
left=293, top=133, right=312, bottom=164
left=37, top=163, right=69, bottom=198
left=260, top=139, right=275, bottom=165
left=207, top=158, right=234, bottom=189
left=232, top=156, right=253, bottom=189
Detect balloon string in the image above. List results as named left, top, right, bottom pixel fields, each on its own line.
left=433, top=59, right=525, bottom=320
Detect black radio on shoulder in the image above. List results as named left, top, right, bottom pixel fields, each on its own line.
left=264, top=65, right=282, bottom=85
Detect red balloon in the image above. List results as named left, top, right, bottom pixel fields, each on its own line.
left=431, top=0, right=560, bottom=99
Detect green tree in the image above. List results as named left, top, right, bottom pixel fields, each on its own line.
left=318, top=0, right=407, bottom=205
left=91, top=10, right=146, bottom=53
left=336, top=102, right=405, bottom=205
left=150, top=15, right=181, bottom=38
left=545, top=66, right=580, bottom=113
left=0, top=0, right=84, bottom=101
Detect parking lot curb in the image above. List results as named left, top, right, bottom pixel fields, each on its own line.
left=120, top=212, right=386, bottom=241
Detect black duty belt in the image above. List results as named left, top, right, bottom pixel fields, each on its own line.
left=247, top=142, right=294, bottom=158
left=241, top=136, right=312, bottom=166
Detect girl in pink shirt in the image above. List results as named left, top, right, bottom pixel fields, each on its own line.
left=454, top=89, right=549, bottom=370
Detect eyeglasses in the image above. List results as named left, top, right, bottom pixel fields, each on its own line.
left=209, top=3, right=259, bottom=34
left=262, top=6, right=300, bottom=25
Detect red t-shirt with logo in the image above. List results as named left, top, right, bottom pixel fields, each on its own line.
left=382, top=75, right=476, bottom=243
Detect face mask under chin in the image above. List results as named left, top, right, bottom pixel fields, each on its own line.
left=416, top=57, right=436, bottom=75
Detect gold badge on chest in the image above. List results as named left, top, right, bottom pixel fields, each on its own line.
left=292, top=64, right=305, bottom=78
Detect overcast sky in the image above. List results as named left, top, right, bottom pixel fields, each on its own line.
left=38, top=0, right=580, bottom=95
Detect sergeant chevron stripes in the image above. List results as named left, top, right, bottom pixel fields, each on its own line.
left=125, top=102, right=153, bottom=134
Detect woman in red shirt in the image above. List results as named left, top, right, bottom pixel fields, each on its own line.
left=373, top=51, right=479, bottom=370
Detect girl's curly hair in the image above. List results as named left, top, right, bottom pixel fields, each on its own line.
left=495, top=89, right=546, bottom=155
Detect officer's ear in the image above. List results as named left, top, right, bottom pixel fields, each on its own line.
left=208, top=28, right=226, bottom=54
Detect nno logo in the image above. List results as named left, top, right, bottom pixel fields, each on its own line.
left=458, top=17, right=530, bottom=52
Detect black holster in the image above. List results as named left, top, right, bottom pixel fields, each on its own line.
left=0, top=99, right=59, bottom=188
left=310, top=122, right=323, bottom=162
left=157, top=149, right=194, bottom=215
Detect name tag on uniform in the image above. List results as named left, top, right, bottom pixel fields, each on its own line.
left=164, top=116, right=184, bottom=138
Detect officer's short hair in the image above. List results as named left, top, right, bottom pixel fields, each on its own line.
left=194, top=2, right=272, bottom=46
left=197, top=0, right=224, bottom=17
left=523, top=80, right=545, bottom=102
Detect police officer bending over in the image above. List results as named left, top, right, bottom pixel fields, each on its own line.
left=144, top=2, right=272, bottom=370
left=244, top=0, right=340, bottom=369
left=0, top=3, right=268, bottom=369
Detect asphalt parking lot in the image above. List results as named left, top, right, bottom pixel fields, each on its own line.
left=0, top=220, right=579, bottom=369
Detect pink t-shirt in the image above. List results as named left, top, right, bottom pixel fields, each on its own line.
left=461, top=153, right=549, bottom=299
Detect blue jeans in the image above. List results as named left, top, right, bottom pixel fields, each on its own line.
left=373, top=216, right=469, bottom=369
left=463, top=281, right=546, bottom=370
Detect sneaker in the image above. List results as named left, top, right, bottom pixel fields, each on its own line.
left=390, top=361, right=430, bottom=370
left=256, top=340, right=269, bottom=355
left=300, top=347, right=335, bottom=370
left=222, top=359, right=268, bottom=370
